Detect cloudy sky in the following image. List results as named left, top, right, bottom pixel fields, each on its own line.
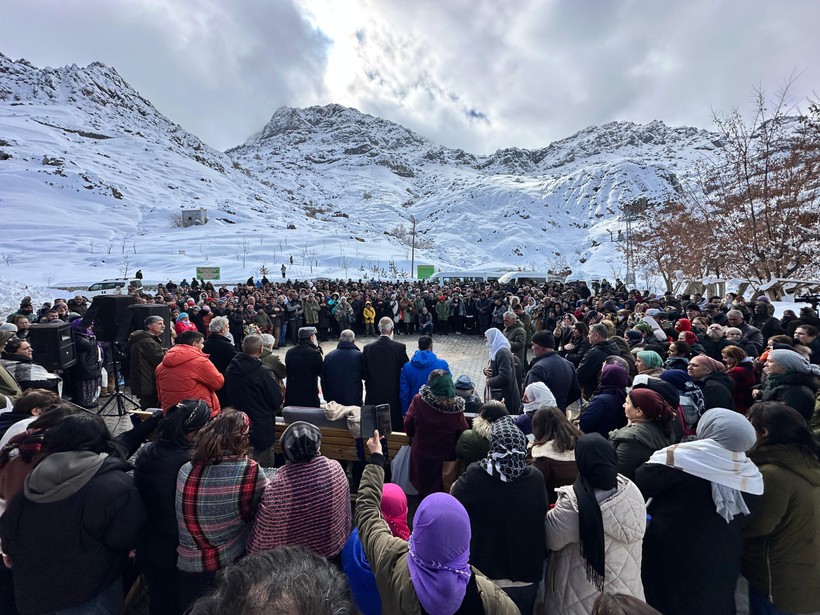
left=3, top=0, right=818, bottom=153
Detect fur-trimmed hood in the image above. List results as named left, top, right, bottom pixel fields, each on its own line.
left=530, top=440, right=576, bottom=462
left=470, top=415, right=493, bottom=440
left=419, top=385, right=466, bottom=414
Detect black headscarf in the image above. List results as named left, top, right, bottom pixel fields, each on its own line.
left=572, top=433, right=618, bottom=592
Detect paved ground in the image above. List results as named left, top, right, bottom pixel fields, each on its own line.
left=290, top=330, right=495, bottom=397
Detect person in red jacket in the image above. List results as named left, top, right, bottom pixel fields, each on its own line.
left=156, top=330, right=223, bottom=416
left=174, top=312, right=198, bottom=336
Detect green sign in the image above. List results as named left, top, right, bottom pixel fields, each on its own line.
left=417, top=265, right=435, bottom=280
left=196, top=266, right=221, bottom=280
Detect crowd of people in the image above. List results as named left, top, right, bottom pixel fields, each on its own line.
left=0, top=274, right=819, bottom=615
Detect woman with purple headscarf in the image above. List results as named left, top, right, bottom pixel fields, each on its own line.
left=356, top=430, right=518, bottom=615
left=68, top=316, right=103, bottom=409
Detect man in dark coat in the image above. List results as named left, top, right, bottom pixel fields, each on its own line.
left=502, top=311, right=528, bottom=374
left=202, top=315, right=236, bottom=408
left=224, top=334, right=282, bottom=466
left=523, top=331, right=580, bottom=411
left=576, top=323, right=621, bottom=399
left=321, top=329, right=364, bottom=406
left=284, top=327, right=324, bottom=407
left=128, top=315, right=166, bottom=409
left=362, top=317, right=409, bottom=431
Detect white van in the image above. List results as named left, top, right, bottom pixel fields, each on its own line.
left=427, top=270, right=508, bottom=283
left=83, top=278, right=154, bottom=298
left=497, top=272, right=564, bottom=285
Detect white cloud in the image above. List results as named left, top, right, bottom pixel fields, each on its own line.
left=3, top=0, right=819, bottom=153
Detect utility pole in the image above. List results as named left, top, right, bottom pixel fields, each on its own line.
left=410, top=215, right=416, bottom=279
left=622, top=197, right=648, bottom=288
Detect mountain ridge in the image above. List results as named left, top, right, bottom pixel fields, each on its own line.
left=0, top=53, right=719, bottom=284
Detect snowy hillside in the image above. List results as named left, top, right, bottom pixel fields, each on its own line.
left=0, top=53, right=720, bottom=295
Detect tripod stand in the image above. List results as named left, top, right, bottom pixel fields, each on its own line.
left=98, top=343, right=139, bottom=417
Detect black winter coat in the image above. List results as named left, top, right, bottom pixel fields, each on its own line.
left=134, top=439, right=192, bottom=578
left=635, top=463, right=760, bottom=615
left=203, top=334, right=236, bottom=374
left=524, top=351, right=580, bottom=411
left=697, top=371, right=736, bottom=410
left=285, top=341, right=324, bottom=408
left=362, top=336, right=409, bottom=431
left=451, top=464, right=548, bottom=584
left=70, top=331, right=101, bottom=381
left=321, top=341, right=364, bottom=406
left=760, top=371, right=819, bottom=422
left=0, top=456, right=145, bottom=614
left=576, top=339, right=620, bottom=398
left=225, top=353, right=282, bottom=452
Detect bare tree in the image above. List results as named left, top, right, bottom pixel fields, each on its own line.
left=0, top=253, right=10, bottom=266
left=687, top=79, right=820, bottom=281
left=120, top=255, right=131, bottom=279
left=339, top=253, right=350, bottom=278
left=238, top=238, right=250, bottom=268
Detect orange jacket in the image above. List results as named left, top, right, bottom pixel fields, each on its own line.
left=156, top=343, right=223, bottom=416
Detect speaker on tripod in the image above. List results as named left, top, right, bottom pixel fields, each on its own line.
left=84, top=295, right=139, bottom=416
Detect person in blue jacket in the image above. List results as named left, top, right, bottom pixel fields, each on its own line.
left=399, top=336, right=449, bottom=414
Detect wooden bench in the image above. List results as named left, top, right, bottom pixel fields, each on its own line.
left=273, top=419, right=409, bottom=462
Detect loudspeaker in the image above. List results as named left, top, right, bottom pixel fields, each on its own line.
left=28, top=322, right=76, bottom=371
left=127, top=303, right=172, bottom=348
left=85, top=295, right=137, bottom=343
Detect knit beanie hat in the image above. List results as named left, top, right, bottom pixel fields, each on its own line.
left=768, top=349, right=820, bottom=375
left=531, top=331, right=555, bottom=348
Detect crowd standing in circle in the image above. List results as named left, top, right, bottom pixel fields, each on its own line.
left=0, top=274, right=818, bottom=614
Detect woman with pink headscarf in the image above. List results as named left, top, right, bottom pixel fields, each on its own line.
left=342, top=482, right=410, bottom=615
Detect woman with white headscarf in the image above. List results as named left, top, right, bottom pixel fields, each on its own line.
left=513, top=381, right=557, bottom=436
left=483, top=328, right=521, bottom=415
left=633, top=408, right=764, bottom=615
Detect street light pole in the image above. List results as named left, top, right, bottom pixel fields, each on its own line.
left=410, top=215, right=416, bottom=279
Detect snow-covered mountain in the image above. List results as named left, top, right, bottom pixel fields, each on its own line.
left=0, top=53, right=720, bottom=293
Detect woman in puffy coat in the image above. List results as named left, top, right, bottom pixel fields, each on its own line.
left=545, top=433, right=646, bottom=615
left=743, top=402, right=820, bottom=615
